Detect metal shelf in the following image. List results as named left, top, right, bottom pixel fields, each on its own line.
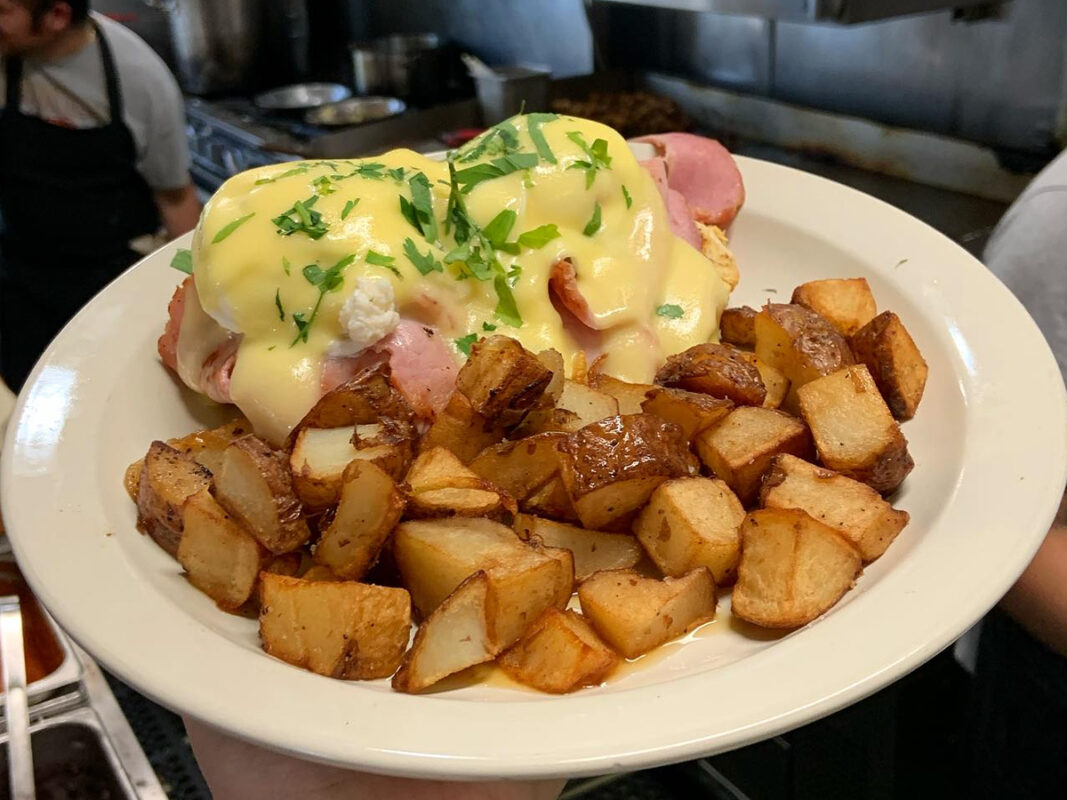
left=592, top=0, right=999, bottom=24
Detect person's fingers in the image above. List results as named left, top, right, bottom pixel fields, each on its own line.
left=184, top=716, right=567, bottom=800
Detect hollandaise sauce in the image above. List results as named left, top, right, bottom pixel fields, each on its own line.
left=186, top=114, right=731, bottom=442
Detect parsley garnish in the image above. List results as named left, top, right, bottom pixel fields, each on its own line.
left=254, top=165, right=309, bottom=185
left=517, top=224, right=560, bottom=249
left=387, top=167, right=407, bottom=183
left=341, top=199, right=359, bottom=220
left=170, top=248, right=193, bottom=274
left=282, top=256, right=291, bottom=276
left=457, top=121, right=522, bottom=163
left=622, top=185, right=633, bottom=209
left=212, top=213, right=255, bottom=244
left=455, top=333, right=478, bottom=356
left=273, top=196, right=328, bottom=240
left=482, top=209, right=517, bottom=250
left=291, top=254, right=355, bottom=345
left=275, top=289, right=285, bottom=321
left=366, top=250, right=400, bottom=277
left=493, top=274, right=522, bottom=327
left=526, top=113, right=558, bottom=164
left=656, top=304, right=684, bottom=319
left=567, top=132, right=611, bottom=188
left=402, top=237, right=443, bottom=275
left=399, top=172, right=438, bottom=243
left=482, top=322, right=497, bottom=331
left=313, top=175, right=336, bottom=196
left=454, top=153, right=539, bottom=193
left=338, top=162, right=385, bottom=181
left=582, top=202, right=602, bottom=236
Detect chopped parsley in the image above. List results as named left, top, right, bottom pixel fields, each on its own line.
left=656, top=304, right=684, bottom=319
left=341, top=198, right=359, bottom=220
left=282, top=256, right=291, bottom=276
left=366, top=250, right=400, bottom=277
left=482, top=209, right=517, bottom=250
left=482, top=322, right=497, bottom=331
left=526, top=113, right=558, bottom=164
left=402, top=237, right=443, bottom=275
left=254, top=165, right=309, bottom=185
left=388, top=166, right=408, bottom=183
left=399, top=172, right=438, bottom=243
left=275, top=289, right=285, bottom=321
left=212, top=212, right=255, bottom=244
left=292, top=254, right=356, bottom=345
left=273, top=195, right=328, bottom=240
left=582, top=202, right=602, bottom=237
left=493, top=274, right=523, bottom=327
left=455, top=333, right=479, bottom=356
left=567, top=131, right=611, bottom=188
left=457, top=120, right=522, bottom=163
left=622, top=185, right=633, bottom=209
left=454, top=153, right=539, bottom=193
left=170, top=248, right=193, bottom=274
left=517, top=224, right=560, bottom=249
left=313, top=175, right=336, bottom=196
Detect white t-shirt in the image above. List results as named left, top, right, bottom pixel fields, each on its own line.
left=0, top=12, right=190, bottom=191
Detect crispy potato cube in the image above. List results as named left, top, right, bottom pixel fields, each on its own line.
left=522, top=475, right=580, bottom=521
left=578, top=568, right=716, bottom=659
left=720, top=306, right=757, bottom=348
left=558, top=414, right=696, bottom=531
left=468, top=433, right=567, bottom=504
left=634, top=478, right=745, bottom=584
left=695, top=407, right=812, bottom=505
left=740, top=354, right=789, bottom=410
left=489, top=544, right=574, bottom=647
left=178, top=489, right=266, bottom=610
left=731, top=508, right=861, bottom=628
left=405, top=447, right=482, bottom=493
left=420, top=391, right=504, bottom=464
left=289, top=426, right=358, bottom=509
left=514, top=514, right=642, bottom=580
left=791, top=278, right=877, bottom=337
left=537, top=349, right=566, bottom=405
left=299, top=565, right=341, bottom=582
left=588, top=373, right=655, bottom=415
left=168, top=418, right=253, bottom=476
left=761, top=454, right=909, bottom=561
left=557, top=380, right=619, bottom=427
left=797, top=365, right=914, bottom=494
left=314, top=461, right=405, bottom=580
left=347, top=420, right=416, bottom=480
left=290, top=363, right=413, bottom=438
left=214, top=436, right=311, bottom=554
left=259, top=573, right=411, bottom=680
left=641, top=386, right=733, bottom=440
left=136, top=441, right=212, bottom=557
left=655, top=342, right=766, bottom=406
left=754, top=304, right=854, bottom=404
left=511, top=407, right=585, bottom=437
left=850, top=311, right=928, bottom=421
left=404, top=447, right=515, bottom=519
left=456, top=335, right=553, bottom=427
left=498, top=609, right=619, bottom=693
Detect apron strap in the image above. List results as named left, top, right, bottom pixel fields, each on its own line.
left=92, top=19, right=125, bottom=127
left=4, top=56, right=22, bottom=110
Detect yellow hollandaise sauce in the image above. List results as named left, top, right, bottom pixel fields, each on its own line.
left=186, top=114, right=731, bottom=442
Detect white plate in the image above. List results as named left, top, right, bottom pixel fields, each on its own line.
left=3, top=156, right=1065, bottom=780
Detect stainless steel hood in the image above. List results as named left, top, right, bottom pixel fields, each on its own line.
left=593, top=0, right=999, bottom=24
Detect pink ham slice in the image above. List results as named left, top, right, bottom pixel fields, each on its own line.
left=157, top=277, right=189, bottom=372
left=639, top=156, right=702, bottom=249
left=635, top=133, right=745, bottom=227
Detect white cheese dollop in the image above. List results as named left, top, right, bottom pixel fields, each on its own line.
left=329, top=277, right=400, bottom=357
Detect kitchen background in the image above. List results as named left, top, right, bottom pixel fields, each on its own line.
left=11, top=0, right=1065, bottom=797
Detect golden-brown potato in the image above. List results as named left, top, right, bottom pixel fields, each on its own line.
left=136, top=441, right=213, bottom=557
left=557, top=380, right=620, bottom=426
left=289, top=426, right=357, bottom=509
left=739, top=353, right=789, bottom=410
left=498, top=608, right=619, bottom=693
left=404, top=447, right=515, bottom=519
left=588, top=373, right=655, bottom=415
left=634, top=478, right=745, bottom=584
left=578, top=568, right=716, bottom=659
left=760, top=454, right=909, bottom=561
left=314, top=461, right=405, bottom=579
left=299, top=565, right=342, bottom=582
left=168, top=418, right=253, bottom=476
left=347, top=419, right=416, bottom=480
left=791, top=278, right=877, bottom=337
left=850, top=311, right=928, bottom=421
left=557, top=414, right=697, bottom=531
left=731, top=508, right=861, bottom=628
left=641, top=386, right=733, bottom=440
left=511, top=407, right=585, bottom=437
left=455, top=335, right=553, bottom=428
left=214, top=436, right=311, bottom=554
left=514, top=514, right=642, bottom=580
left=537, top=348, right=566, bottom=405
left=754, top=303, right=855, bottom=406
left=720, top=306, right=757, bottom=348
left=420, top=391, right=505, bottom=464
left=289, top=363, right=414, bottom=441
left=694, top=407, right=812, bottom=505
left=797, top=365, right=914, bottom=494
left=655, top=342, right=766, bottom=406
left=522, top=475, right=580, bottom=521
left=178, top=489, right=266, bottom=610
left=468, top=433, right=567, bottom=505
left=259, top=573, right=411, bottom=680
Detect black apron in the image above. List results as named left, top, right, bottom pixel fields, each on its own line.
left=0, top=21, right=160, bottom=390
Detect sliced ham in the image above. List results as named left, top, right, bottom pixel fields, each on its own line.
left=158, top=277, right=189, bottom=373
left=199, top=336, right=239, bottom=404
left=635, top=133, right=745, bottom=227
left=372, top=319, right=458, bottom=419
left=639, top=157, right=702, bottom=249
left=549, top=258, right=600, bottom=330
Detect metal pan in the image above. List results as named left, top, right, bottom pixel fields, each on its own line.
left=305, top=96, right=406, bottom=127
left=254, top=82, right=352, bottom=112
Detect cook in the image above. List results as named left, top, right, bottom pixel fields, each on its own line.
left=0, top=0, right=199, bottom=390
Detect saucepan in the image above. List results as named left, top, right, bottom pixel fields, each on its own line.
left=254, top=83, right=352, bottom=113
left=304, top=96, right=407, bottom=127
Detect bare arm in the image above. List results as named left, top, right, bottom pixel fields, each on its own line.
left=999, top=486, right=1067, bottom=658
left=154, top=183, right=201, bottom=239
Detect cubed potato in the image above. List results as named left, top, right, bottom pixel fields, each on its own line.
left=515, top=514, right=642, bottom=580
left=136, top=441, right=213, bottom=557
left=405, top=447, right=482, bottom=493
left=404, top=447, right=516, bottom=519
left=522, top=475, right=580, bottom=521
left=791, top=278, right=877, bottom=337
left=178, top=489, right=266, bottom=610
left=731, top=508, right=861, bottom=628
left=557, top=380, right=619, bottom=426
left=314, top=461, right=405, bottom=580
left=511, top=407, right=585, bottom=437
left=634, top=477, right=745, bottom=584
left=299, top=565, right=341, bottom=582
left=694, top=407, right=812, bottom=505
left=289, top=426, right=358, bottom=509
left=537, top=348, right=566, bottom=405
left=720, top=306, right=757, bottom=348
left=754, top=304, right=855, bottom=405
left=468, top=433, right=567, bottom=504
left=655, top=342, right=766, bottom=406
left=641, top=386, right=733, bottom=440
left=578, top=568, right=716, bottom=659
left=289, top=363, right=414, bottom=441
left=259, top=573, right=411, bottom=680
left=760, top=454, right=909, bottom=561
left=498, top=608, right=619, bottom=693
left=347, top=420, right=416, bottom=480
left=739, top=354, right=789, bottom=410
left=850, top=311, right=928, bottom=421
left=558, top=414, right=697, bottom=531
left=214, top=436, right=311, bottom=554
left=797, top=365, right=914, bottom=494
left=588, top=373, right=656, bottom=415
left=420, top=391, right=505, bottom=464
left=455, top=335, right=553, bottom=428
left=168, top=418, right=253, bottom=476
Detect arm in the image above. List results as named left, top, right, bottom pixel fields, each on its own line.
left=155, top=183, right=201, bottom=239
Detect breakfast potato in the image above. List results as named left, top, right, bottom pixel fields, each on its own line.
left=178, top=489, right=266, bottom=610
left=522, top=475, right=580, bottom=521
left=578, top=568, right=716, bottom=659
left=289, top=426, right=357, bottom=509
left=720, top=306, right=757, bottom=348
left=511, top=407, right=585, bottom=437
left=588, top=373, right=656, bottom=415
left=259, top=573, right=411, bottom=680
left=537, top=348, right=567, bottom=405
left=468, top=433, right=567, bottom=504
left=641, top=386, right=733, bottom=440
left=557, top=414, right=696, bottom=531
left=791, top=278, right=877, bottom=337
left=754, top=303, right=855, bottom=406
left=697, top=222, right=740, bottom=290
left=634, top=478, right=745, bottom=584
left=314, top=461, right=406, bottom=580
left=731, top=508, right=861, bottom=628
left=404, top=447, right=515, bottom=519
left=299, top=565, right=342, bottom=583
left=760, top=454, right=909, bottom=561
left=655, top=342, right=766, bottom=406
left=739, top=353, right=789, bottom=410
left=498, top=608, right=619, bottom=693
left=455, top=335, right=553, bottom=429
left=214, top=436, right=311, bottom=554
left=168, top=418, right=253, bottom=476
left=290, top=363, right=414, bottom=439
left=514, top=514, right=642, bottom=580
left=136, top=441, right=213, bottom=557
left=850, top=311, right=928, bottom=420
left=420, top=391, right=506, bottom=463
left=797, top=365, right=914, bottom=494
left=557, top=380, right=619, bottom=426
left=694, top=407, right=813, bottom=505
